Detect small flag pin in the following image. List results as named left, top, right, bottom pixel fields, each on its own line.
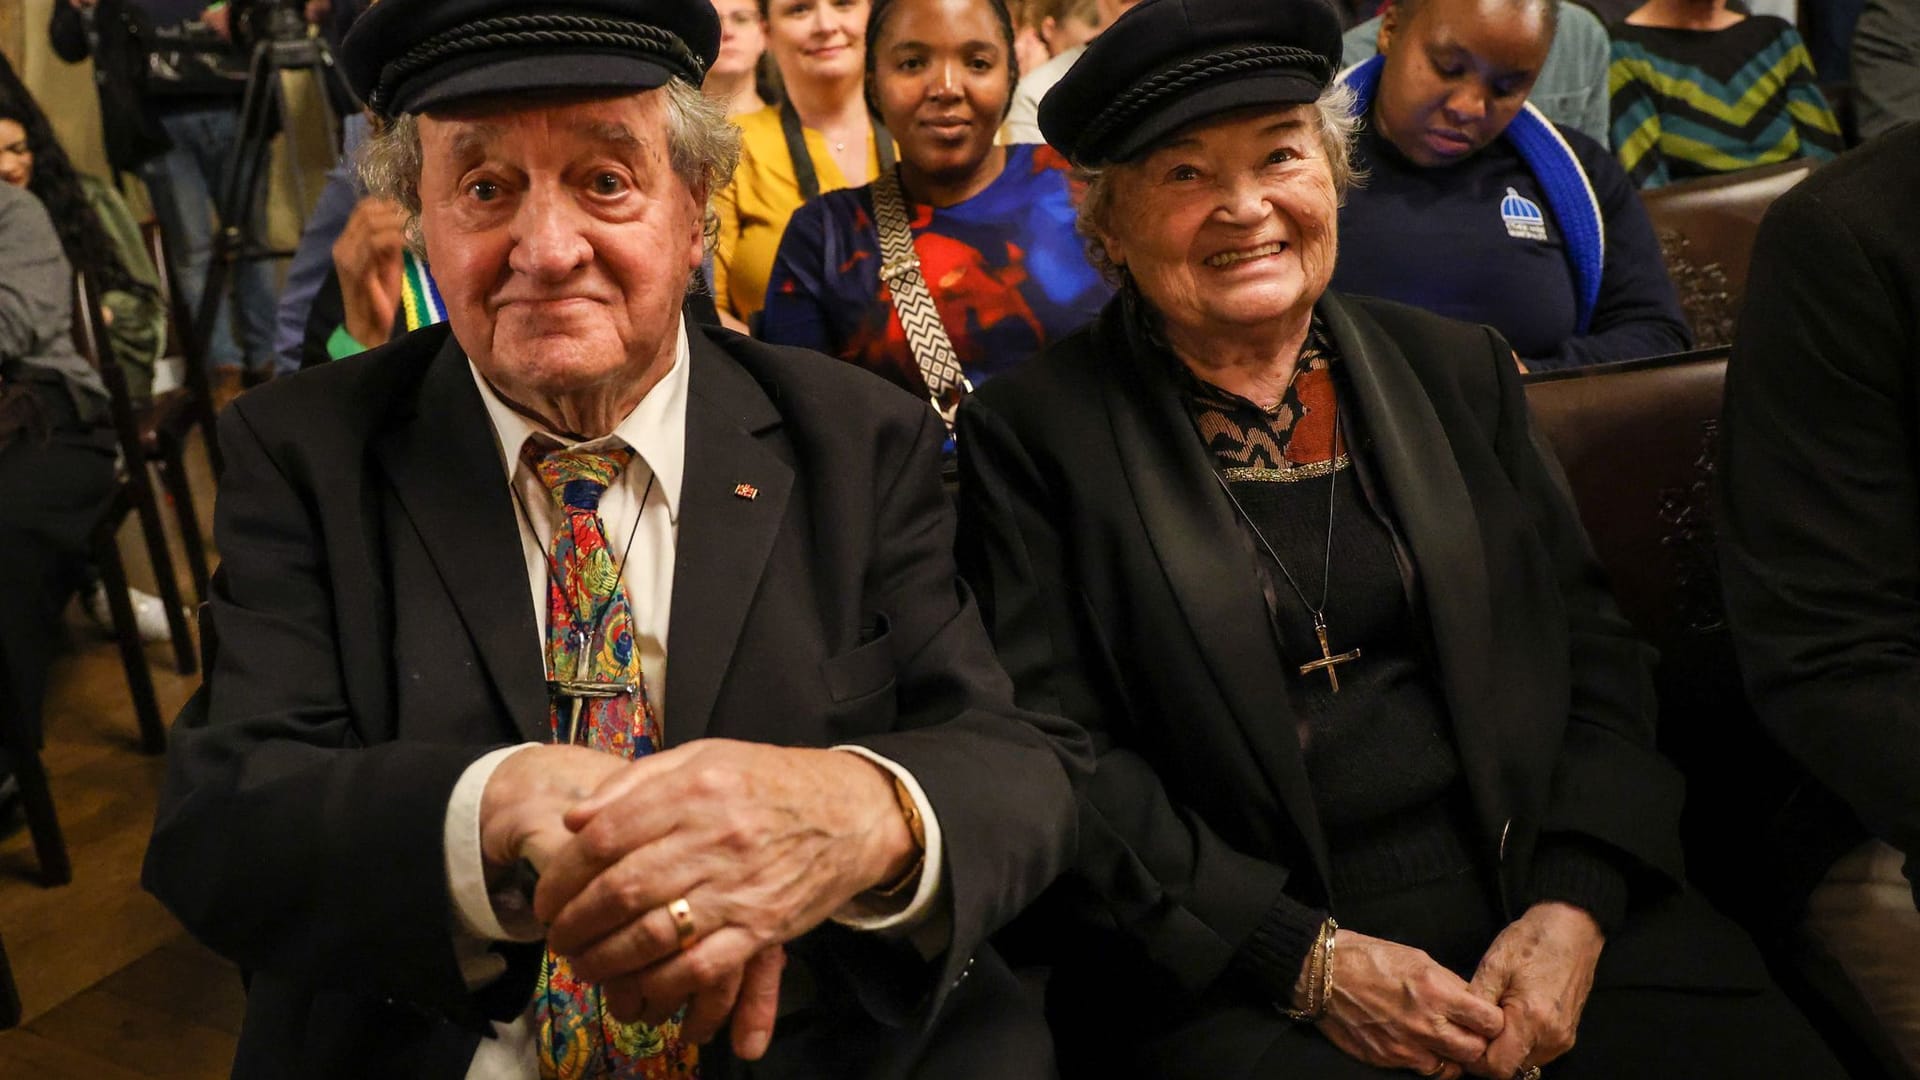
left=733, top=483, right=758, bottom=500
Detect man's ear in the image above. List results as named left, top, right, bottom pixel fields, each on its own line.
left=688, top=182, right=711, bottom=270
left=1377, top=4, right=1399, bottom=56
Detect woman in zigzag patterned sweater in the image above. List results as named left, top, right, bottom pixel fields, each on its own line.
left=1608, top=0, right=1842, bottom=189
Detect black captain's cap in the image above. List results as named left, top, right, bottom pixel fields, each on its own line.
left=1038, top=0, right=1343, bottom=167
left=340, top=0, right=722, bottom=120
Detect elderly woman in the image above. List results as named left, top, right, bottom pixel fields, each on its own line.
left=1333, top=0, right=1690, bottom=372
left=956, top=0, right=1852, bottom=1077
left=760, top=0, right=1108, bottom=416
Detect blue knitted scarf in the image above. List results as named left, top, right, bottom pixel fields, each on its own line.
left=1340, top=55, right=1604, bottom=335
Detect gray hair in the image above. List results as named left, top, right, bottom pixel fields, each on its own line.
left=357, top=77, right=742, bottom=258
left=1073, top=81, right=1364, bottom=286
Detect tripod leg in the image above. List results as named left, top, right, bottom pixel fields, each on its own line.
left=192, top=42, right=275, bottom=383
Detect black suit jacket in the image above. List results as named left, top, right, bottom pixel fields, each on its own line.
left=144, top=322, right=1087, bottom=1079
left=1719, top=124, right=1920, bottom=906
left=956, top=292, right=1767, bottom=1078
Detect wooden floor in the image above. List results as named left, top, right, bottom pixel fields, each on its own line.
left=0, top=429, right=243, bottom=1077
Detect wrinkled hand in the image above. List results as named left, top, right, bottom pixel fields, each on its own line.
left=1465, top=901, right=1604, bottom=1078
left=1314, top=930, right=1507, bottom=1079
left=531, top=740, right=915, bottom=1053
left=332, top=196, right=409, bottom=349
left=476, top=744, right=631, bottom=878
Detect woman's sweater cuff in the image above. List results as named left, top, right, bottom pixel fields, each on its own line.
left=1231, top=894, right=1329, bottom=1005
left=1526, top=835, right=1631, bottom=934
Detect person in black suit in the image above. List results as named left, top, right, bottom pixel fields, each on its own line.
left=1720, top=122, right=1920, bottom=1079
left=955, top=0, right=1849, bottom=1077
left=140, top=0, right=1085, bottom=1076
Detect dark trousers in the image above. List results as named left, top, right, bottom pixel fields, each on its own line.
left=0, top=379, right=116, bottom=746
left=1063, top=868, right=1852, bottom=1080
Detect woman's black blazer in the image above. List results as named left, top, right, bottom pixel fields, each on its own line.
left=955, top=291, right=1765, bottom=1064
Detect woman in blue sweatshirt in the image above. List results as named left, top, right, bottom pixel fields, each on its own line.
left=1333, top=0, right=1691, bottom=372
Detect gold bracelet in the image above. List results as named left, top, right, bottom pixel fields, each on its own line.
left=1280, top=916, right=1338, bottom=1022
left=1319, top=916, right=1339, bottom=1017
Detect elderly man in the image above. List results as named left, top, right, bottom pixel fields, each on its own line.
left=140, top=0, right=1085, bottom=1076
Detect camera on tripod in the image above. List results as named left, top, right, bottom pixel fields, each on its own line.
left=189, top=0, right=358, bottom=390
left=233, top=0, right=320, bottom=53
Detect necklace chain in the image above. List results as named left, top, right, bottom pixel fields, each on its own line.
left=507, top=454, right=656, bottom=670
left=1214, top=394, right=1342, bottom=625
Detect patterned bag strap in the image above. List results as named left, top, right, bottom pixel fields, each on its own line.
left=871, top=167, right=972, bottom=431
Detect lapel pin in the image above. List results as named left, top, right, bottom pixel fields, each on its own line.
left=733, top=483, right=759, bottom=501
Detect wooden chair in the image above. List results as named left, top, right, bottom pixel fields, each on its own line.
left=1524, top=349, right=1897, bottom=1080
left=142, top=221, right=219, bottom=601
left=1641, top=159, right=1819, bottom=346
left=73, top=269, right=191, bottom=732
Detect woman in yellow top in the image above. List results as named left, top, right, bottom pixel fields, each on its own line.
left=714, top=0, right=895, bottom=330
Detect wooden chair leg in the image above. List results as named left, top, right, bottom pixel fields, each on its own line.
left=159, top=445, right=211, bottom=605
left=96, top=522, right=168, bottom=755
left=184, top=350, right=224, bottom=478
left=0, top=636, right=70, bottom=887
left=0, top=927, right=20, bottom=1028
left=10, top=743, right=71, bottom=888
left=126, top=462, right=196, bottom=677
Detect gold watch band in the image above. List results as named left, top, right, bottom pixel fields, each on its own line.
left=871, top=774, right=926, bottom=898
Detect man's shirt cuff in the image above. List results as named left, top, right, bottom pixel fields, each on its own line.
left=828, top=745, right=946, bottom=936
left=445, top=743, right=547, bottom=944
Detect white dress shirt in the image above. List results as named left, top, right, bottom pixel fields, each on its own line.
left=437, top=320, right=944, bottom=1077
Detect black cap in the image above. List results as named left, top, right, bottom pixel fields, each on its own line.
left=340, top=0, right=721, bottom=119
left=1038, top=0, right=1343, bottom=166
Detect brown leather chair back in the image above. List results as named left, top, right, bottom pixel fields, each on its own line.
left=1523, top=349, right=1858, bottom=930
left=1527, top=352, right=1766, bottom=901
left=1641, top=159, right=1818, bottom=346
left=1525, top=349, right=1730, bottom=653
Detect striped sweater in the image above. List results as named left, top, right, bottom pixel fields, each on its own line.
left=1608, top=16, right=1841, bottom=189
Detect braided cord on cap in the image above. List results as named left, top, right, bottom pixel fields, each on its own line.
left=369, top=13, right=706, bottom=114
left=1079, top=44, right=1331, bottom=161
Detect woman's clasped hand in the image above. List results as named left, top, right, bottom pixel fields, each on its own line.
left=1313, top=903, right=1604, bottom=1079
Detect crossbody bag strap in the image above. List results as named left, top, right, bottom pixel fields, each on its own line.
left=871, top=167, right=971, bottom=431
left=779, top=100, right=822, bottom=202
left=782, top=103, right=898, bottom=201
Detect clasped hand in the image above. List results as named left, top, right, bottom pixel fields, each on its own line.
left=1313, top=902, right=1603, bottom=1079
left=478, top=740, right=915, bottom=1059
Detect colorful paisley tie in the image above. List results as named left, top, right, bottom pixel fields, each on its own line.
left=528, top=446, right=695, bottom=1079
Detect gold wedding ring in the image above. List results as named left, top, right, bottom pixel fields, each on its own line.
left=1515, top=1067, right=1542, bottom=1080
left=667, top=896, right=697, bottom=949
left=1423, top=1064, right=1448, bottom=1078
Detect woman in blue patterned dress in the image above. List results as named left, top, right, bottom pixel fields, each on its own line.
left=759, top=0, right=1110, bottom=406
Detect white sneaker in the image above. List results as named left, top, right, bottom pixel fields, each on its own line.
left=83, top=582, right=177, bottom=644
left=150, top=357, right=184, bottom=396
